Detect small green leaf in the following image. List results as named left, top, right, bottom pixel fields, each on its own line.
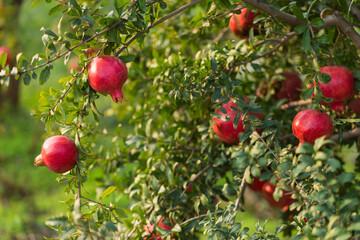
left=49, top=4, right=64, bottom=16
left=294, top=25, right=308, bottom=34
left=0, top=52, right=7, bottom=69
left=23, top=73, right=31, bottom=85
left=311, top=17, right=325, bottom=27
left=101, top=186, right=117, bottom=200
left=210, top=58, right=217, bottom=71
left=302, top=28, right=311, bottom=52
left=319, top=73, right=331, bottom=84
left=291, top=3, right=306, bottom=22
left=212, top=87, right=221, bottom=102
left=301, top=85, right=314, bottom=100
left=39, top=67, right=50, bottom=85
left=31, top=0, right=43, bottom=8
left=120, top=54, right=135, bottom=63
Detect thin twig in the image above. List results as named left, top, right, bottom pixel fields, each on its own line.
left=231, top=175, right=246, bottom=226
left=330, top=127, right=360, bottom=141
left=280, top=99, right=312, bottom=110
left=180, top=164, right=211, bottom=198
left=180, top=210, right=225, bottom=226
left=80, top=196, right=112, bottom=209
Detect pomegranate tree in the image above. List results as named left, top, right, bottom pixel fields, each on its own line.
left=292, top=109, right=333, bottom=145
left=212, top=99, right=261, bottom=144
left=229, top=7, right=257, bottom=38
left=314, top=66, right=354, bottom=111
left=88, top=55, right=128, bottom=103
left=34, top=135, right=78, bottom=174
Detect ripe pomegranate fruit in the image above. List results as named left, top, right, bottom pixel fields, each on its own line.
left=314, top=66, right=354, bottom=111
left=261, top=181, right=295, bottom=208
left=212, top=99, right=261, bottom=144
left=256, top=72, right=302, bottom=101
left=292, top=109, right=333, bottom=145
left=143, top=217, right=172, bottom=240
left=88, top=55, right=128, bottom=103
left=34, top=135, right=78, bottom=174
left=229, top=7, right=258, bottom=38
left=248, top=177, right=266, bottom=192
left=0, top=46, right=11, bottom=65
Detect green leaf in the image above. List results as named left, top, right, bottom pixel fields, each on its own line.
left=39, top=67, right=50, bottom=85
left=311, top=18, right=325, bottom=27
left=291, top=234, right=305, bottom=240
left=49, top=4, right=64, bottom=16
left=139, top=0, right=146, bottom=12
left=233, top=112, right=240, bottom=130
left=302, top=28, right=311, bottom=52
left=212, top=87, right=221, bottom=102
left=0, top=52, right=7, bottom=69
left=31, top=0, right=43, bottom=8
left=291, top=3, right=306, bottom=22
left=318, top=73, right=331, bottom=84
left=120, top=54, right=135, bottom=63
left=301, top=85, right=314, bottom=100
left=210, top=58, right=217, bottom=71
left=101, top=186, right=117, bottom=200
left=294, top=25, right=308, bottom=34
left=23, top=73, right=31, bottom=85
left=81, top=15, right=95, bottom=27
left=336, top=173, right=354, bottom=183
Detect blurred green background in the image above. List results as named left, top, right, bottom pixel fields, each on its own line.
left=1, top=1, right=358, bottom=240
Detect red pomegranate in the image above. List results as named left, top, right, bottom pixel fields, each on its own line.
left=257, top=72, right=302, bottom=101
left=292, top=109, right=333, bottom=145
left=34, top=135, right=78, bottom=174
left=314, top=66, right=354, bottom=111
left=88, top=55, right=128, bottom=103
left=85, top=47, right=97, bottom=57
left=143, top=217, right=172, bottom=240
left=261, top=181, right=295, bottom=208
left=248, top=177, right=266, bottom=192
left=229, top=7, right=257, bottom=38
left=0, top=46, right=11, bottom=65
left=212, top=99, right=261, bottom=144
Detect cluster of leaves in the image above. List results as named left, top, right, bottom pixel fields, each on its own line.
left=1, top=0, right=360, bottom=239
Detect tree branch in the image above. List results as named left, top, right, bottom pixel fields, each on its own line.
left=280, top=99, right=312, bottom=110
left=331, top=127, right=360, bottom=141
left=242, top=0, right=360, bottom=49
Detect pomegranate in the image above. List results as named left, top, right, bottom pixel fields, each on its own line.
left=229, top=7, right=258, bottom=38
left=213, top=99, right=261, bottom=144
left=261, top=181, right=295, bottom=208
left=257, top=72, right=302, bottom=101
left=143, top=217, right=172, bottom=240
left=314, top=66, right=354, bottom=111
left=34, top=135, right=78, bottom=174
left=0, top=46, right=11, bottom=65
left=88, top=55, right=128, bottom=103
left=248, top=177, right=266, bottom=192
left=292, top=109, right=333, bottom=145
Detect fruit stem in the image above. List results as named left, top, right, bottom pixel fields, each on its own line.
left=111, top=89, right=127, bottom=103
left=34, top=154, right=45, bottom=167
